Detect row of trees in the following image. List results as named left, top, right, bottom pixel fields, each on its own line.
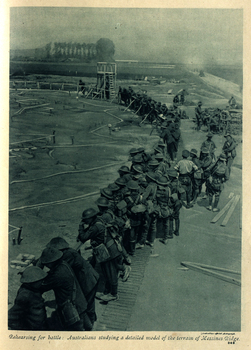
left=44, top=38, right=115, bottom=62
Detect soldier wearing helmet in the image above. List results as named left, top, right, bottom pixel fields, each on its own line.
left=199, top=146, right=215, bottom=199
left=195, top=101, right=203, bottom=131
left=8, top=266, right=48, bottom=330
left=222, top=133, right=237, bottom=175
left=46, top=237, right=99, bottom=329
left=78, top=207, right=130, bottom=302
left=206, top=153, right=229, bottom=212
left=39, top=247, right=88, bottom=331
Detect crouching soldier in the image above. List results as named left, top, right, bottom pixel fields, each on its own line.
left=78, top=208, right=130, bottom=302
left=206, top=154, right=229, bottom=212
left=46, top=237, right=99, bottom=329
left=8, top=266, right=48, bottom=330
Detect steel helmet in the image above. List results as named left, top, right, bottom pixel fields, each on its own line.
left=20, top=266, right=47, bottom=283
left=81, top=208, right=98, bottom=220
left=46, top=237, right=69, bottom=250
left=96, top=197, right=110, bottom=207
left=40, top=247, right=63, bottom=264
left=100, top=187, right=113, bottom=199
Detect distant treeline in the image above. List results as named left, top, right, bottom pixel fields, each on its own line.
left=10, top=38, right=115, bottom=63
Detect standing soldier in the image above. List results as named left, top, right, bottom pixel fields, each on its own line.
left=167, top=169, right=184, bottom=236
left=201, top=132, right=217, bottom=160
left=222, top=133, right=237, bottom=175
left=206, top=154, right=230, bottom=211
left=174, top=150, right=198, bottom=208
left=78, top=208, right=129, bottom=302
left=8, top=266, right=48, bottom=330
left=195, top=101, right=203, bottom=131
left=190, top=149, right=203, bottom=204
left=155, top=176, right=173, bottom=244
left=200, top=147, right=214, bottom=199
left=124, top=180, right=145, bottom=254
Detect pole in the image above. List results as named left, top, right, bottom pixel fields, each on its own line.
left=17, top=227, right=23, bottom=245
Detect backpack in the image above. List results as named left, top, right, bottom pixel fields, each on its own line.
left=94, top=218, right=122, bottom=263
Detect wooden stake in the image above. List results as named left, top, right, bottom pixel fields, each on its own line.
left=181, top=262, right=241, bottom=286
left=211, top=196, right=235, bottom=223
left=221, top=195, right=240, bottom=227
left=181, top=261, right=240, bottom=275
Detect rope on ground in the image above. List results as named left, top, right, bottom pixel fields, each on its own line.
left=9, top=224, right=20, bottom=229
left=10, top=135, right=54, bottom=145
left=44, top=142, right=118, bottom=148
left=9, top=228, right=20, bottom=234
left=10, top=161, right=125, bottom=185
left=9, top=191, right=100, bottom=212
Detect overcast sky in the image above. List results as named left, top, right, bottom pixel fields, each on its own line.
left=10, top=7, right=243, bottom=66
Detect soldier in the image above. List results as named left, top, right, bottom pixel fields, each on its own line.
left=8, top=266, right=48, bottom=330
left=222, top=133, right=237, bottom=175
left=124, top=180, right=144, bottom=255
left=118, top=165, right=132, bottom=183
left=167, top=169, right=184, bottom=236
left=200, top=147, right=215, bottom=199
left=78, top=208, right=130, bottom=302
left=228, top=95, right=237, bottom=108
left=155, top=176, right=173, bottom=244
left=206, top=153, right=230, bottom=211
left=39, top=247, right=88, bottom=331
left=195, top=101, right=203, bottom=131
left=190, top=149, right=203, bottom=204
left=155, top=153, right=169, bottom=177
left=174, top=150, right=198, bottom=208
left=46, top=237, right=99, bottom=328
left=139, top=172, right=159, bottom=248
left=201, top=132, right=216, bottom=160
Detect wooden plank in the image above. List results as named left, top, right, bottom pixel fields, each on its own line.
left=181, top=261, right=240, bottom=275
left=181, top=262, right=241, bottom=286
left=221, top=195, right=240, bottom=227
left=211, top=196, right=236, bottom=223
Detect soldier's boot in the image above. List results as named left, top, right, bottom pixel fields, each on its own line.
left=128, top=241, right=136, bottom=256
left=160, top=219, right=172, bottom=245
left=206, top=195, right=213, bottom=211
left=192, top=189, right=199, bottom=204
left=212, top=196, right=220, bottom=212
left=173, top=218, right=180, bottom=236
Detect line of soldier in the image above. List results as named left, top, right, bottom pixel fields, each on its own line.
left=8, top=133, right=236, bottom=332
left=118, top=86, right=187, bottom=124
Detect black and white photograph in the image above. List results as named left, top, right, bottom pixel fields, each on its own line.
left=2, top=1, right=248, bottom=347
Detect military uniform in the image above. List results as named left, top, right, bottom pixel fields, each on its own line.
left=78, top=211, right=123, bottom=300
left=174, top=150, right=198, bottom=207
left=8, top=284, right=47, bottom=330
left=222, top=134, right=237, bottom=175
left=207, top=155, right=230, bottom=211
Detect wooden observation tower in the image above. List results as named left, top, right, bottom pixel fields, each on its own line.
left=96, top=62, right=116, bottom=100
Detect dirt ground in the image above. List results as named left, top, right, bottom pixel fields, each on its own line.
left=8, top=72, right=242, bottom=331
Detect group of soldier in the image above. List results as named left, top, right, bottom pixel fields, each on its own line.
left=8, top=125, right=237, bottom=331
left=118, top=86, right=187, bottom=124
left=8, top=82, right=238, bottom=332
left=194, top=101, right=234, bottom=134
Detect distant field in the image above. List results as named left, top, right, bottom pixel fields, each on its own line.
left=204, top=67, right=242, bottom=86
left=10, top=61, right=199, bottom=81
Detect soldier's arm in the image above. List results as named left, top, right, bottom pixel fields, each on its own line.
left=78, top=224, right=99, bottom=243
